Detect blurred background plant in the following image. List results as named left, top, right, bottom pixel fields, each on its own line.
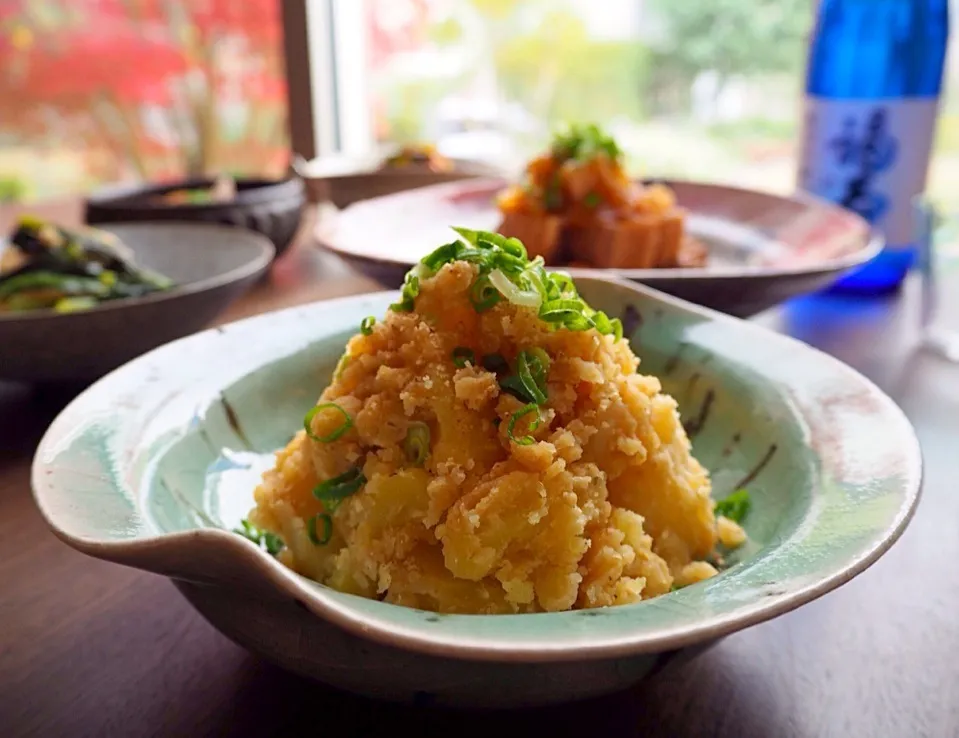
left=0, top=0, right=288, bottom=198
left=4, top=0, right=959, bottom=210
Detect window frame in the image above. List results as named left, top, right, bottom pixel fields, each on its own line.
left=282, top=0, right=373, bottom=163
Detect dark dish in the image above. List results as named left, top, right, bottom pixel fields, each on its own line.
left=0, top=217, right=173, bottom=313
left=84, top=175, right=306, bottom=258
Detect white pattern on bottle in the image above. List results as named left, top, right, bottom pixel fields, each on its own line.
left=798, top=97, right=939, bottom=249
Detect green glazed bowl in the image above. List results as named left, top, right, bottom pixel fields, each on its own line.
left=31, top=276, right=922, bottom=708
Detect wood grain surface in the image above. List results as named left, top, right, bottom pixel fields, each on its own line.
left=1, top=203, right=958, bottom=738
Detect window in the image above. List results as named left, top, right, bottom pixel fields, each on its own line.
left=293, top=0, right=959, bottom=212
left=292, top=0, right=812, bottom=193
left=0, top=0, right=289, bottom=201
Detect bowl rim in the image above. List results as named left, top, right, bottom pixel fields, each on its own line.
left=316, top=176, right=882, bottom=282
left=84, top=175, right=305, bottom=212
left=0, top=221, right=275, bottom=324
left=31, top=278, right=923, bottom=663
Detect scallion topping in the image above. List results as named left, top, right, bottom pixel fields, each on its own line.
left=392, top=226, right=624, bottom=342
left=307, top=513, right=333, bottom=545
left=482, top=353, right=510, bottom=374
left=507, top=403, right=541, bottom=446
left=234, top=519, right=284, bottom=555
left=390, top=273, right=420, bottom=312
left=515, top=350, right=548, bottom=405
left=583, top=191, right=602, bottom=208
left=714, top=489, right=751, bottom=523
left=304, top=402, right=353, bottom=443
left=360, top=316, right=375, bottom=335
left=333, top=353, right=350, bottom=380
left=469, top=273, right=501, bottom=312
left=451, top=347, right=475, bottom=368
left=403, top=422, right=431, bottom=466
left=313, top=466, right=366, bottom=508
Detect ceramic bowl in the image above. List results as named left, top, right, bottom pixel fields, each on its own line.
left=296, top=154, right=503, bottom=209
left=317, top=178, right=881, bottom=317
left=0, top=222, right=273, bottom=383
left=32, top=276, right=921, bottom=707
left=85, top=176, right=305, bottom=257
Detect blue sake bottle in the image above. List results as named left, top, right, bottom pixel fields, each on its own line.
left=797, top=0, right=949, bottom=293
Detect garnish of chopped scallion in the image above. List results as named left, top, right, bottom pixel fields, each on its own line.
left=307, top=513, right=333, bottom=545
left=234, top=519, right=284, bottom=555
left=394, top=226, right=623, bottom=342
left=714, top=489, right=751, bottom=524
left=482, top=353, right=510, bottom=374
left=390, top=273, right=420, bottom=312
left=507, top=403, right=541, bottom=446
left=313, top=466, right=366, bottom=507
left=489, top=268, right=541, bottom=309
left=451, top=347, right=475, bottom=368
left=469, top=274, right=501, bottom=312
left=333, top=353, right=350, bottom=380
left=516, top=350, right=548, bottom=405
left=360, top=316, right=375, bottom=335
left=403, top=422, right=431, bottom=466
left=583, top=191, right=602, bottom=208
left=303, top=402, right=353, bottom=443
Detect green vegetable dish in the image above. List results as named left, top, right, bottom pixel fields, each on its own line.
left=0, top=216, right=174, bottom=314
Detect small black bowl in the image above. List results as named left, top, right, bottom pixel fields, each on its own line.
left=84, top=176, right=306, bottom=258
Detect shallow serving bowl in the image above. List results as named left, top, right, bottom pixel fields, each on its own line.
left=296, top=154, right=502, bottom=209
left=32, top=276, right=921, bottom=707
left=316, top=178, right=881, bottom=317
left=0, top=222, right=274, bottom=383
left=85, top=176, right=306, bottom=258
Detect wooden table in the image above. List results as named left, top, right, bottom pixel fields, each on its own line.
left=2, top=221, right=958, bottom=737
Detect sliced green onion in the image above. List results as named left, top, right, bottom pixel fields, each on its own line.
left=714, top=489, right=751, bottom=524
left=610, top=317, right=624, bottom=342
left=548, top=271, right=576, bottom=297
left=422, top=240, right=463, bottom=273
left=470, top=273, right=501, bottom=312
left=540, top=298, right=585, bottom=317
left=333, top=353, right=351, bottom=381
left=393, top=226, right=623, bottom=341
left=451, top=347, right=475, bottom=368
left=489, top=268, right=542, bottom=309
left=390, top=273, right=420, bottom=312
left=499, top=374, right=535, bottom=403
left=360, top=316, right=375, bottom=335
left=452, top=226, right=483, bottom=246
left=307, top=513, right=333, bottom=545
left=403, top=422, right=431, bottom=466
left=455, top=227, right=528, bottom=260
left=589, top=311, right=622, bottom=340
left=507, top=403, right=541, bottom=446
left=482, top=353, right=509, bottom=374
left=304, top=402, right=353, bottom=443
left=487, top=250, right=528, bottom=275
left=234, top=519, right=284, bottom=555
left=591, top=310, right=613, bottom=334
left=516, top=350, right=548, bottom=405
left=313, top=466, right=367, bottom=507
left=526, top=347, right=550, bottom=382
left=583, top=191, right=602, bottom=208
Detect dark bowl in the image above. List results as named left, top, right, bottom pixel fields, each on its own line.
left=0, top=222, right=274, bottom=383
left=84, top=176, right=305, bottom=258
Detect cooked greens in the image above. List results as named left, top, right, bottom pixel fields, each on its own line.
left=0, top=216, right=173, bottom=314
